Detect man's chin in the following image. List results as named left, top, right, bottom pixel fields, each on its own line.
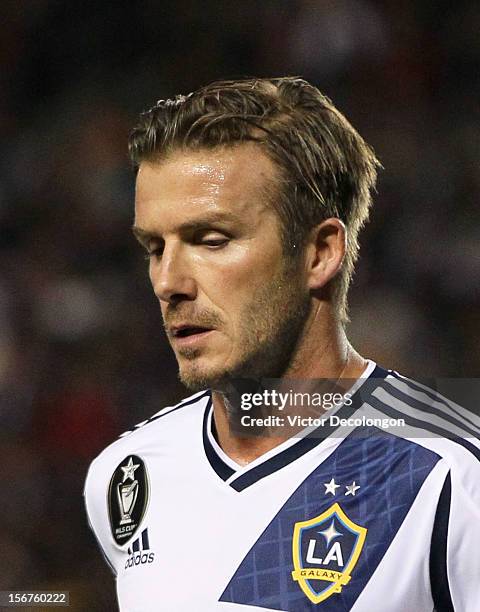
left=178, top=361, right=230, bottom=393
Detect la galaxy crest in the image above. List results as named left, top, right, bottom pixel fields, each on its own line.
left=292, top=503, right=367, bottom=604
left=108, top=455, right=149, bottom=545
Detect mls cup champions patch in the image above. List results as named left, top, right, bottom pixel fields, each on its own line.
left=108, top=455, right=149, bottom=545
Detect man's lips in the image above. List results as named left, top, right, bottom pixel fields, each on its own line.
left=168, top=324, right=216, bottom=347
left=169, top=324, right=214, bottom=338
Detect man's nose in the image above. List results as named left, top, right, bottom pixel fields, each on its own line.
left=150, top=242, right=196, bottom=304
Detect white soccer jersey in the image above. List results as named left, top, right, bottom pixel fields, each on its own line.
left=84, top=362, right=480, bottom=611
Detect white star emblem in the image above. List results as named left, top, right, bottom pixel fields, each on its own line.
left=345, top=481, right=360, bottom=496
left=318, top=520, right=343, bottom=547
left=324, top=477, right=340, bottom=496
left=121, top=457, right=140, bottom=482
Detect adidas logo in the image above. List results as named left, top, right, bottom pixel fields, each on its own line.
left=125, top=528, right=155, bottom=570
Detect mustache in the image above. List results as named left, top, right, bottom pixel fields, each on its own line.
left=163, top=307, right=224, bottom=334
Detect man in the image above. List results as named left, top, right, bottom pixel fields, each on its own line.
left=85, top=78, right=480, bottom=611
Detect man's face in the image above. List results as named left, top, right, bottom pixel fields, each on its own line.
left=134, top=143, right=311, bottom=391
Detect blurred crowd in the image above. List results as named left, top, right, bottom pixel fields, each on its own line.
left=1, top=1, right=479, bottom=609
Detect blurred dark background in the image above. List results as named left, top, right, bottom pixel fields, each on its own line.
left=1, top=1, right=479, bottom=609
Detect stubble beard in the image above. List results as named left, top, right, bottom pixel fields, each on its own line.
left=177, top=259, right=311, bottom=393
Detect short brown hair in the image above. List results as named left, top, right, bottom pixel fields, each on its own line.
left=129, top=77, right=380, bottom=324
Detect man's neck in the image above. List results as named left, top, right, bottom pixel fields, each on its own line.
left=211, top=308, right=368, bottom=466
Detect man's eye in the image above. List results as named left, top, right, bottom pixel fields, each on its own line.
left=144, top=247, right=163, bottom=260
left=197, top=231, right=231, bottom=247
left=202, top=237, right=229, bottom=247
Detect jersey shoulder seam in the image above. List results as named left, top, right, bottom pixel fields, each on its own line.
left=88, top=390, right=210, bottom=467
left=118, top=389, right=210, bottom=439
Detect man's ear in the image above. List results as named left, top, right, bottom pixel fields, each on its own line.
left=305, top=218, right=346, bottom=291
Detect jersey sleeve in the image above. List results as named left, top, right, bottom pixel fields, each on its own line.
left=84, top=459, right=117, bottom=576
left=431, top=456, right=480, bottom=611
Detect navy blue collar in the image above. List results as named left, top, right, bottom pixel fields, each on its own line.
left=203, top=365, right=389, bottom=491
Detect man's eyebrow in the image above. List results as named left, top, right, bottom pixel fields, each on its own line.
left=131, top=226, right=157, bottom=245
left=132, top=212, right=240, bottom=243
